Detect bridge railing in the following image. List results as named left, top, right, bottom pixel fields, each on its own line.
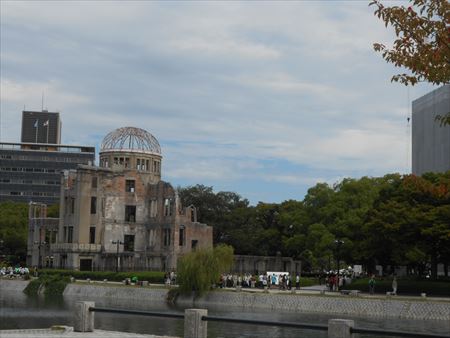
left=75, top=301, right=449, bottom=338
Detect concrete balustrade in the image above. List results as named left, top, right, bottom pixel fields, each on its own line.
left=328, top=319, right=354, bottom=338
left=74, top=301, right=95, bottom=332
left=184, top=309, right=208, bottom=338
left=72, top=301, right=369, bottom=338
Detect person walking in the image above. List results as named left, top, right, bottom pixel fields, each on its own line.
left=295, top=274, right=300, bottom=290
left=392, top=276, right=398, bottom=295
left=368, top=275, right=376, bottom=295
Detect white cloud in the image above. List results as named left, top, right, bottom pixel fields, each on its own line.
left=0, top=1, right=438, bottom=203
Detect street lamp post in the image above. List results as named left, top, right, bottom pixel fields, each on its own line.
left=34, top=241, right=46, bottom=269
left=334, top=239, right=344, bottom=291
left=112, top=240, right=124, bottom=273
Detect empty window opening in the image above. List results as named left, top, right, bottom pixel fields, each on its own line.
left=179, top=226, right=185, bottom=246
left=124, top=234, right=135, bottom=251
left=150, top=200, right=157, bottom=218
left=90, top=197, right=97, bottom=214
left=67, top=226, right=73, bottom=243
left=92, top=177, right=97, bottom=188
left=125, top=205, right=136, bottom=222
left=164, top=199, right=172, bottom=217
left=163, top=228, right=171, bottom=246
left=89, top=227, right=96, bottom=244
left=191, top=240, right=198, bottom=251
left=125, top=180, right=135, bottom=193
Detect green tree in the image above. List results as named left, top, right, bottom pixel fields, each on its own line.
left=0, top=201, right=29, bottom=264
left=364, top=173, right=450, bottom=278
left=177, top=244, right=234, bottom=295
left=178, top=184, right=249, bottom=243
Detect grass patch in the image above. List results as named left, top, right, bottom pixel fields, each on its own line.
left=24, top=278, right=42, bottom=296
left=24, top=274, right=70, bottom=297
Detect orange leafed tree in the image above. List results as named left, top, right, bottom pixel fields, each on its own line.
left=370, top=0, right=450, bottom=86
left=370, top=0, right=450, bottom=125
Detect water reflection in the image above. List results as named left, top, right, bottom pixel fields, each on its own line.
left=1, top=291, right=449, bottom=338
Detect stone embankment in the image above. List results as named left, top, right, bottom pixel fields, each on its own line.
left=1, top=279, right=449, bottom=321
left=177, top=290, right=450, bottom=321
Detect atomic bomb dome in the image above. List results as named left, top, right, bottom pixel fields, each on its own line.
left=99, top=127, right=162, bottom=180
left=100, top=126, right=161, bottom=155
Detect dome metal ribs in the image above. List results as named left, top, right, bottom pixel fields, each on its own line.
left=100, top=127, right=161, bottom=155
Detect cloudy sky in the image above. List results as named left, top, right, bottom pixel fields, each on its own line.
left=0, top=1, right=437, bottom=204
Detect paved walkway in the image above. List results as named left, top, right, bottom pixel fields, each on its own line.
left=0, top=326, right=178, bottom=338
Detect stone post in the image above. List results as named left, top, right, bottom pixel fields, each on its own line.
left=74, top=301, right=95, bottom=332
left=184, top=308, right=207, bottom=338
left=328, top=319, right=354, bottom=338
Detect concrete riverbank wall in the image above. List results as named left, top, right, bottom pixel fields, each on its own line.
left=177, top=291, right=450, bottom=321
left=0, top=279, right=29, bottom=292
left=1, top=280, right=449, bottom=321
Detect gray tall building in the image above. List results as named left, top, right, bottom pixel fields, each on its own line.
left=412, top=85, right=450, bottom=175
left=21, top=110, right=61, bottom=144
left=0, top=142, right=95, bottom=205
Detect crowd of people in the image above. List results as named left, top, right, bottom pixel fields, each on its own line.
left=0, top=266, right=34, bottom=278
left=218, top=272, right=302, bottom=290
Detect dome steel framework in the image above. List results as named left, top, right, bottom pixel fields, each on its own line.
left=100, top=127, right=161, bottom=154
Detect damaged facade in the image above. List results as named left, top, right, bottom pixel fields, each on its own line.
left=28, top=127, right=213, bottom=271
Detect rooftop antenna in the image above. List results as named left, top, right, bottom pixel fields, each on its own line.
left=41, top=91, right=44, bottom=111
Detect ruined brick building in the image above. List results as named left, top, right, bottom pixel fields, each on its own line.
left=28, top=127, right=212, bottom=271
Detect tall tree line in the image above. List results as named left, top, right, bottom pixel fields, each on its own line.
left=179, top=172, right=450, bottom=278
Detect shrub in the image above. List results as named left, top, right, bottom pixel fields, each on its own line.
left=300, top=277, right=319, bottom=287
left=38, top=269, right=165, bottom=283
left=177, top=244, right=234, bottom=296
left=24, top=278, right=42, bottom=296
left=23, top=274, right=70, bottom=297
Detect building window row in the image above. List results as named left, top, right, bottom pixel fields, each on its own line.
left=0, top=155, right=87, bottom=163
left=99, top=157, right=160, bottom=173
left=0, top=167, right=58, bottom=173
left=149, top=198, right=174, bottom=219
left=0, top=191, right=58, bottom=197
left=1, top=178, right=59, bottom=185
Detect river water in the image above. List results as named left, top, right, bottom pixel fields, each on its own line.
left=1, top=291, right=449, bottom=338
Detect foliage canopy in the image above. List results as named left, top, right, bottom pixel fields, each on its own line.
left=177, top=244, right=234, bottom=295
left=370, top=0, right=450, bottom=86
left=371, top=0, right=450, bottom=126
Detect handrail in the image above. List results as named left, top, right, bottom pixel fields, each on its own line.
left=202, top=315, right=328, bottom=331
left=351, top=327, right=450, bottom=338
left=89, top=307, right=184, bottom=319
left=87, top=306, right=450, bottom=338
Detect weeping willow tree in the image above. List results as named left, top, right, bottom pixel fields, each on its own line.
left=177, top=244, right=234, bottom=296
